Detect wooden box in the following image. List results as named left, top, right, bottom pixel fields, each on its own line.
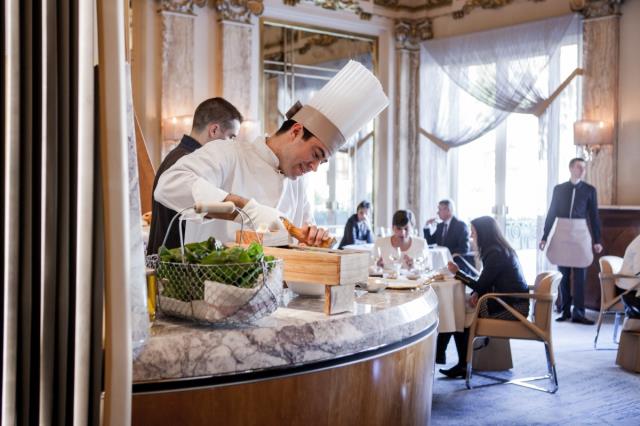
left=616, top=331, right=640, bottom=373
left=262, top=245, right=369, bottom=286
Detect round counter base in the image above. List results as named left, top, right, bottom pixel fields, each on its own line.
left=132, top=331, right=436, bottom=426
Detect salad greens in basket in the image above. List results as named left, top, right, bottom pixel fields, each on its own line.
left=156, top=239, right=276, bottom=301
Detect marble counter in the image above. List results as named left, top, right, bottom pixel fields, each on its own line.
left=133, top=287, right=439, bottom=383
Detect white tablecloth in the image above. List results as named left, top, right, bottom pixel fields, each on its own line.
left=431, top=278, right=468, bottom=333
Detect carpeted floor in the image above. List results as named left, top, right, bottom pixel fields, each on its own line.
left=431, top=311, right=640, bottom=425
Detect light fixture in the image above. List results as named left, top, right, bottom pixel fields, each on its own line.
left=573, top=120, right=613, bottom=158
left=237, top=119, right=261, bottom=143
left=161, top=115, right=193, bottom=158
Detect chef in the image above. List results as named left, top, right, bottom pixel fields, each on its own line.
left=154, top=60, right=389, bottom=246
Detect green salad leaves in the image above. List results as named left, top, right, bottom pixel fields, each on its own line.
left=156, top=239, right=276, bottom=301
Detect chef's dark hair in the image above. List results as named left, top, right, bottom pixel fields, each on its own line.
left=275, top=120, right=315, bottom=140
left=192, top=97, right=243, bottom=132
left=392, top=210, right=415, bottom=228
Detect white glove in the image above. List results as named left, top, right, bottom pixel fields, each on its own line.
left=239, top=199, right=286, bottom=232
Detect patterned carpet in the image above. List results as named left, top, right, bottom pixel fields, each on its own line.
left=431, top=312, right=640, bottom=425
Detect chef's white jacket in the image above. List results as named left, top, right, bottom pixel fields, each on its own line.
left=155, top=136, right=314, bottom=243
left=619, top=234, right=640, bottom=295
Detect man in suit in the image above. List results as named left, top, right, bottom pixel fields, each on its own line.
left=146, top=97, right=242, bottom=255
left=539, top=157, right=603, bottom=325
left=423, top=199, right=474, bottom=272
left=424, top=199, right=474, bottom=364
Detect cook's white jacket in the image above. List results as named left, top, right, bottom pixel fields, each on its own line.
left=155, top=136, right=314, bottom=244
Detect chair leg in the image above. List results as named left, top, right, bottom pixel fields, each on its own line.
left=594, top=311, right=604, bottom=349
left=613, top=313, right=621, bottom=344
left=465, top=337, right=479, bottom=390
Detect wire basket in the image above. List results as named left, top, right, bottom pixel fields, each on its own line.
left=145, top=204, right=284, bottom=325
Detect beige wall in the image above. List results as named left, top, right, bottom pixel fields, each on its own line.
left=618, top=0, right=640, bottom=205
left=193, top=8, right=220, bottom=108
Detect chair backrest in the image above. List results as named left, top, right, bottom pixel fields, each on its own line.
left=533, top=271, right=561, bottom=331
left=599, top=256, right=624, bottom=311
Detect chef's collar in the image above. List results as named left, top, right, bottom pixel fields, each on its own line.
left=252, top=135, right=282, bottom=174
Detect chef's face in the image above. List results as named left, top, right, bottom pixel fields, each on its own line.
left=280, top=123, right=329, bottom=179
left=393, top=224, right=411, bottom=240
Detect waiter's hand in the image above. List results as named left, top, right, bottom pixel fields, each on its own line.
left=447, top=261, right=459, bottom=274
left=539, top=240, right=546, bottom=250
left=299, top=224, right=331, bottom=247
left=594, top=243, right=603, bottom=254
left=240, top=199, right=286, bottom=232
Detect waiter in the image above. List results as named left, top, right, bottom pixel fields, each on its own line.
left=539, top=157, right=603, bottom=324
left=154, top=60, right=389, bottom=247
left=147, top=97, right=242, bottom=255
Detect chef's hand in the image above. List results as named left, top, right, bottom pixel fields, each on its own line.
left=447, top=261, right=459, bottom=275
left=299, top=224, right=332, bottom=247
left=403, top=254, right=414, bottom=269
left=539, top=240, right=546, bottom=250
left=594, top=243, right=603, bottom=254
left=240, top=199, right=286, bottom=232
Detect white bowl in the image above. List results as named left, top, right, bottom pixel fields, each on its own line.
left=287, top=281, right=325, bottom=297
left=358, top=277, right=388, bottom=293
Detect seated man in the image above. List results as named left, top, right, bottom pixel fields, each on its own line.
left=338, top=200, right=373, bottom=249
left=423, top=199, right=474, bottom=273
left=617, top=234, right=640, bottom=331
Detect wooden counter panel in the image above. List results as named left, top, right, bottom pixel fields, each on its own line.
left=132, top=332, right=436, bottom=426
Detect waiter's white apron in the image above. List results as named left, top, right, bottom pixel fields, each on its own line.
left=545, top=187, right=593, bottom=268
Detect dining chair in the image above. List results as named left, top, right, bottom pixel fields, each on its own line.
left=595, top=256, right=625, bottom=349
left=465, top=271, right=562, bottom=393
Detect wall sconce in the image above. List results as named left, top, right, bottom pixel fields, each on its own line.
left=161, top=115, right=193, bottom=158
left=237, top=119, right=261, bottom=143
left=573, top=120, right=613, bottom=159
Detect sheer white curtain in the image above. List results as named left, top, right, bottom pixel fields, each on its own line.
left=419, top=14, right=580, bottom=148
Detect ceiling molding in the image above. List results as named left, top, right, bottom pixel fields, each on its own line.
left=569, top=0, right=624, bottom=19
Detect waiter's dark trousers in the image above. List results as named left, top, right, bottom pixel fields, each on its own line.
left=558, top=266, right=587, bottom=318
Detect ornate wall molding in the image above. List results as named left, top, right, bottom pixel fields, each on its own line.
left=395, top=19, right=433, bottom=49
left=570, top=0, right=624, bottom=19
left=159, top=0, right=208, bottom=15
left=215, top=0, right=264, bottom=23
left=282, top=0, right=371, bottom=20
left=452, top=0, right=545, bottom=20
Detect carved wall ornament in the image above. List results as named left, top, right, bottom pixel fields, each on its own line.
left=394, top=19, right=433, bottom=49
left=215, top=0, right=264, bottom=23
left=570, top=0, right=624, bottom=18
left=282, top=0, right=372, bottom=20
left=453, top=0, right=545, bottom=20
left=159, top=0, right=208, bottom=15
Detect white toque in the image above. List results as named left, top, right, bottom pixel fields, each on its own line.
left=291, top=60, right=389, bottom=155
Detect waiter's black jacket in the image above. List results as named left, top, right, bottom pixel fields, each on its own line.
left=147, top=135, right=201, bottom=255
left=541, top=180, right=601, bottom=243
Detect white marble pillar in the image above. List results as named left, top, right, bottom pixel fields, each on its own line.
left=215, top=0, right=264, bottom=129
left=576, top=0, right=623, bottom=205
left=394, top=19, right=432, bottom=219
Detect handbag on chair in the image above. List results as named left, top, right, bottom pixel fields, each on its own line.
left=546, top=187, right=593, bottom=268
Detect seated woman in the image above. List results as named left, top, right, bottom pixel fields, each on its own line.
left=373, top=209, right=426, bottom=270
left=440, top=216, right=529, bottom=379
left=616, top=234, right=640, bottom=331
left=338, top=200, right=374, bottom=249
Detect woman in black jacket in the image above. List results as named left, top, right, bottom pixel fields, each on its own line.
left=440, top=216, right=529, bottom=379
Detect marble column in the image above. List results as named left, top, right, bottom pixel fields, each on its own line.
left=215, top=0, right=264, bottom=130
left=574, top=0, right=623, bottom=205
left=394, top=19, right=432, bottom=219
left=159, top=3, right=197, bottom=155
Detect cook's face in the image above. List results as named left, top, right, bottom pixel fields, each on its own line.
left=280, top=124, right=329, bottom=179
left=393, top=224, right=411, bottom=239
left=570, top=160, right=586, bottom=181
